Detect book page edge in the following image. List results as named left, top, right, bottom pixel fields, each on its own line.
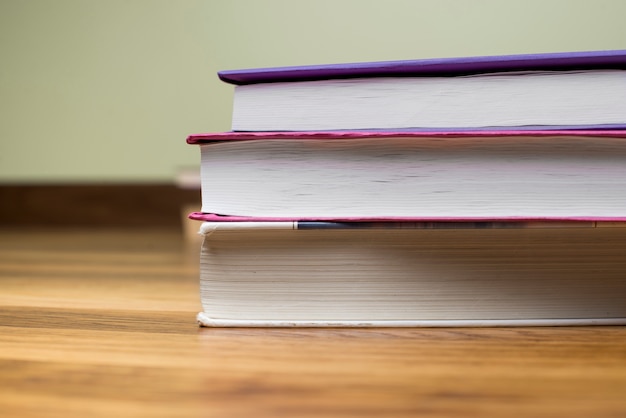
left=196, top=312, right=626, bottom=328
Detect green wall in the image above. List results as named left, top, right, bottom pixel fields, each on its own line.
left=1, top=0, right=625, bottom=183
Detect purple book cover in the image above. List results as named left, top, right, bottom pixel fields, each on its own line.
left=218, top=49, right=626, bottom=85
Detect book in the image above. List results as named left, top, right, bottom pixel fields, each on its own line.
left=218, top=49, right=626, bottom=131
left=195, top=221, right=626, bottom=327
left=187, top=129, right=626, bottom=221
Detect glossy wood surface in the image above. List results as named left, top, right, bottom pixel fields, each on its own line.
left=1, top=227, right=625, bottom=418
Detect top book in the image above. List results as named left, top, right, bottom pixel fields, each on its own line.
left=218, top=50, right=626, bottom=132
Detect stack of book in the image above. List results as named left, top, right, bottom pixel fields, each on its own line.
left=187, top=50, right=626, bottom=327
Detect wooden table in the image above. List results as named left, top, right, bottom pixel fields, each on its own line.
left=1, top=227, right=625, bottom=418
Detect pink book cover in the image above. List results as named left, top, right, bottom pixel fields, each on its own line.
left=187, top=129, right=626, bottom=144
left=188, top=212, right=626, bottom=225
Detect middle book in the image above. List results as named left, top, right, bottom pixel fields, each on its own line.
left=187, top=129, right=626, bottom=222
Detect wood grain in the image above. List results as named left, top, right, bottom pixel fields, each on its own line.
left=1, top=227, right=625, bottom=418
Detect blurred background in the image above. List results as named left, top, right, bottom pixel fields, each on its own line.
left=1, top=0, right=625, bottom=228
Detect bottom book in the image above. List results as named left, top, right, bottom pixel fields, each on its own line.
left=196, top=222, right=626, bottom=327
